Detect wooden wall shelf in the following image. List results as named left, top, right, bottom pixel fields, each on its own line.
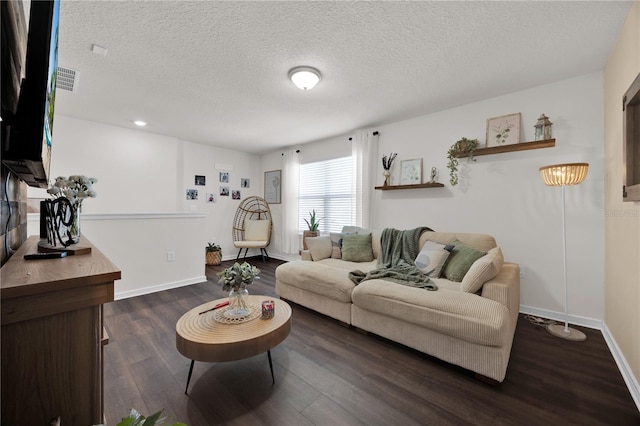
left=455, top=139, right=556, bottom=158
left=375, top=182, right=445, bottom=190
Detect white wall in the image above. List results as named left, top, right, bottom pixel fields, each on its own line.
left=263, top=72, right=605, bottom=323
left=28, top=115, right=263, bottom=298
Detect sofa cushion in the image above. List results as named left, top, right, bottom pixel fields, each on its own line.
left=275, top=260, right=359, bottom=303
left=414, top=241, right=451, bottom=277
left=329, top=232, right=343, bottom=259
left=305, top=236, right=333, bottom=261
left=351, top=280, right=511, bottom=346
left=461, top=247, right=504, bottom=293
left=342, top=233, right=374, bottom=262
left=419, top=231, right=497, bottom=253
left=442, top=241, right=487, bottom=282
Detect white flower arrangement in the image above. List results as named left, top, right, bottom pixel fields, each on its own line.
left=217, top=262, right=260, bottom=291
left=47, top=175, right=98, bottom=207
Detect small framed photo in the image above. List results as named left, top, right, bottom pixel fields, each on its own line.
left=232, top=190, right=241, bottom=200
left=220, top=186, right=229, bottom=196
left=195, top=175, right=206, bottom=186
left=486, top=113, right=521, bottom=147
left=400, top=159, right=422, bottom=185
left=206, top=193, right=216, bottom=203
left=186, top=189, right=198, bottom=200
left=264, top=170, right=281, bottom=204
left=241, top=178, right=250, bottom=188
left=219, top=171, right=229, bottom=183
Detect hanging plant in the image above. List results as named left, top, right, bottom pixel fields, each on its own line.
left=446, top=137, right=479, bottom=186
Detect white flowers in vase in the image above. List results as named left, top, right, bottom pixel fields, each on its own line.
left=47, top=175, right=98, bottom=207
left=47, top=175, right=98, bottom=243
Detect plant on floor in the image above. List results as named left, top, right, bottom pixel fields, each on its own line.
left=446, top=137, right=480, bottom=186
left=206, top=242, right=221, bottom=252
left=97, top=408, right=186, bottom=426
left=304, top=209, right=321, bottom=231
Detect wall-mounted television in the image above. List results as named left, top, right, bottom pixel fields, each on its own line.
left=2, top=0, right=60, bottom=188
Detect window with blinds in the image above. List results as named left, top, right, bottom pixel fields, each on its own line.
left=298, top=156, right=353, bottom=234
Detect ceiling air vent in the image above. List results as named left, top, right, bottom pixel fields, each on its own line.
left=56, top=67, right=79, bottom=92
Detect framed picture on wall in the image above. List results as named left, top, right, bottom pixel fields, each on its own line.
left=486, top=113, right=521, bottom=147
left=264, top=169, right=281, bottom=204
left=400, top=159, right=422, bottom=185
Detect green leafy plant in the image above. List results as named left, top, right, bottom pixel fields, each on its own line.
left=96, top=408, right=186, bottom=426
left=217, top=261, right=260, bottom=291
left=206, top=242, right=221, bottom=252
left=446, top=137, right=479, bottom=186
left=304, top=209, right=321, bottom=231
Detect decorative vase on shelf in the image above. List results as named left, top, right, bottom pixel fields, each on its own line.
left=227, top=286, right=250, bottom=317
left=383, top=170, right=391, bottom=186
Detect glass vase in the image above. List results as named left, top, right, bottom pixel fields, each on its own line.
left=228, top=286, right=250, bottom=317
left=69, top=203, right=81, bottom=244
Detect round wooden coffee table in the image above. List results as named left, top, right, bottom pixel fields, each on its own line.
left=176, top=295, right=292, bottom=394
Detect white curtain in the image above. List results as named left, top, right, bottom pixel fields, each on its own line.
left=351, top=130, right=379, bottom=228
left=281, top=150, right=300, bottom=254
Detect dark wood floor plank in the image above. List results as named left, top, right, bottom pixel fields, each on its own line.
left=102, top=257, right=640, bottom=425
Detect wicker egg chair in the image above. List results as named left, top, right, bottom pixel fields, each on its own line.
left=232, top=196, right=272, bottom=262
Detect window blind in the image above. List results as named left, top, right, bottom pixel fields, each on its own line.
left=298, top=156, right=353, bottom=234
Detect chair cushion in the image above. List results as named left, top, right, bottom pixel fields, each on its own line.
left=244, top=219, right=270, bottom=241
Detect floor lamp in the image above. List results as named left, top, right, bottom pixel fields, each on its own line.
left=539, top=162, right=589, bottom=341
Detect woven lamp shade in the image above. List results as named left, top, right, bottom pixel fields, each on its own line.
left=539, top=163, right=589, bottom=186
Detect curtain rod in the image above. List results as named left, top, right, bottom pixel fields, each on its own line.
left=281, top=150, right=301, bottom=156
left=348, top=131, right=379, bottom=141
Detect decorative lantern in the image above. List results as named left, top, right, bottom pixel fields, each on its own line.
left=534, top=113, right=553, bottom=141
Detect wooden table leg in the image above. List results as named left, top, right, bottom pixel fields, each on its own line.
left=185, top=360, right=195, bottom=395
left=267, top=350, right=275, bottom=385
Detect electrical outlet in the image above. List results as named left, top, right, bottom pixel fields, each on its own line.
left=519, top=264, right=525, bottom=279
left=167, top=251, right=176, bottom=262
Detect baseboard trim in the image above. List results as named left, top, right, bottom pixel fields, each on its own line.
left=519, top=304, right=602, bottom=330
left=602, top=323, right=640, bottom=411
left=114, top=275, right=207, bottom=300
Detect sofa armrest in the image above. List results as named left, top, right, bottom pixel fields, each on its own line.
left=301, top=250, right=312, bottom=261
left=481, top=262, right=520, bottom=324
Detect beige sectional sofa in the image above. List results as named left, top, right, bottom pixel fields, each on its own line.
left=275, top=228, right=520, bottom=383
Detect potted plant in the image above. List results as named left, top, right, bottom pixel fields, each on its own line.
left=217, top=261, right=260, bottom=317
left=302, top=209, right=321, bottom=250
left=206, top=242, right=222, bottom=265
left=446, top=137, right=479, bottom=186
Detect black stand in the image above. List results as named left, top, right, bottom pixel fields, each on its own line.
left=184, top=350, right=275, bottom=395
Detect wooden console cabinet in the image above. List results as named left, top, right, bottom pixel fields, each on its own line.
left=1, top=236, right=120, bottom=426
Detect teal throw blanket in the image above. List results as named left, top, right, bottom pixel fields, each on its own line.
left=348, top=227, right=438, bottom=291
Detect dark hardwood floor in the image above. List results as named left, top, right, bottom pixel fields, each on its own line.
left=103, top=257, right=639, bottom=425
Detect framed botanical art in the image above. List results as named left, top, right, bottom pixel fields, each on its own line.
left=400, top=158, right=422, bottom=185
left=486, top=113, right=521, bottom=147
left=264, top=169, right=281, bottom=204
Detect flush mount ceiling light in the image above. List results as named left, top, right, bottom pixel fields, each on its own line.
left=288, top=66, right=321, bottom=90
left=133, top=120, right=147, bottom=127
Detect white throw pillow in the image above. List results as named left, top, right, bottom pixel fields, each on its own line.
left=244, top=219, right=270, bottom=241
left=305, top=236, right=333, bottom=261
left=414, top=241, right=451, bottom=277
left=461, top=247, right=504, bottom=293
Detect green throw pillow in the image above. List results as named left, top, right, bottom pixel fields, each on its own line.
left=341, top=233, right=374, bottom=262
left=442, top=240, right=487, bottom=282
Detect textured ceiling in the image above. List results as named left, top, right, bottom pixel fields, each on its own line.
left=54, top=1, right=632, bottom=154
